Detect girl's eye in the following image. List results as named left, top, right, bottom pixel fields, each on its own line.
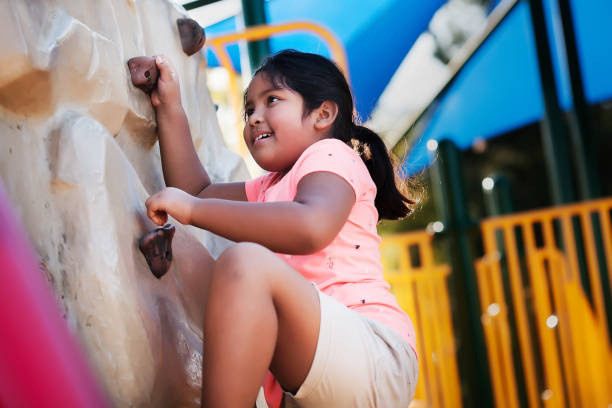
left=245, top=107, right=254, bottom=117
left=267, top=95, right=279, bottom=104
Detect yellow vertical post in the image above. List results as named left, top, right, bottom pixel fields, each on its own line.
left=598, top=208, right=612, bottom=296
left=476, top=259, right=508, bottom=408
left=579, top=210, right=607, bottom=330
left=560, top=214, right=581, bottom=283
left=503, top=224, right=540, bottom=408
left=546, top=250, right=580, bottom=407
left=560, top=214, right=596, bottom=407
left=491, top=254, right=520, bottom=408
left=381, top=232, right=462, bottom=408
left=423, top=261, right=443, bottom=406
left=478, top=222, right=520, bottom=408
left=398, top=242, right=430, bottom=405
left=524, top=220, right=565, bottom=408
left=436, top=265, right=461, bottom=407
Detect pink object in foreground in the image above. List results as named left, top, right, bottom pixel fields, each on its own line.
left=0, top=182, right=110, bottom=407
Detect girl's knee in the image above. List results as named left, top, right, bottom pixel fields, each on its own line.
left=212, top=242, right=270, bottom=283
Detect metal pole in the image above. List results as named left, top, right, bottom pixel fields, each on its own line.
left=183, top=0, right=223, bottom=11
left=482, top=174, right=514, bottom=217
left=241, top=0, right=270, bottom=72
left=535, top=0, right=610, bottom=337
left=431, top=139, right=494, bottom=408
left=527, top=0, right=575, bottom=205
left=556, top=0, right=600, bottom=199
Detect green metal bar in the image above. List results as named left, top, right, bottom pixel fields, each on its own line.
left=482, top=174, right=514, bottom=217
left=556, top=0, right=610, bottom=342
left=531, top=0, right=611, bottom=340
left=183, top=0, right=223, bottom=11
left=431, top=139, right=494, bottom=408
left=556, top=0, right=600, bottom=200
left=241, top=0, right=270, bottom=72
left=527, top=0, right=575, bottom=205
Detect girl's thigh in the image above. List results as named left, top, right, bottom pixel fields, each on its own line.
left=208, top=242, right=321, bottom=393
left=283, top=291, right=418, bottom=408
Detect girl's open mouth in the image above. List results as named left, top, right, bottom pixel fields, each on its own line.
left=254, top=133, right=272, bottom=143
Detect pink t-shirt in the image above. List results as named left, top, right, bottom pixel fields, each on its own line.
left=246, top=138, right=416, bottom=346
left=246, top=138, right=417, bottom=407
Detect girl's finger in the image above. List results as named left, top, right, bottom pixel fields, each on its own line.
left=145, top=195, right=154, bottom=210
left=155, top=55, right=176, bottom=82
left=150, top=89, right=160, bottom=106
left=152, top=210, right=167, bottom=226
left=147, top=198, right=161, bottom=221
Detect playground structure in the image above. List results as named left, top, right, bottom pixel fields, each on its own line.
left=381, top=0, right=612, bottom=404
left=381, top=198, right=612, bottom=407
left=475, top=198, right=612, bottom=407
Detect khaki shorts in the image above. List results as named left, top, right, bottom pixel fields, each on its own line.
left=282, top=288, right=419, bottom=408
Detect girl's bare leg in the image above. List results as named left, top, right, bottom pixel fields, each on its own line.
left=169, top=226, right=215, bottom=326
left=202, top=242, right=321, bottom=408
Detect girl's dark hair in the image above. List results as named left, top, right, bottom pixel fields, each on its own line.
left=253, top=49, right=414, bottom=220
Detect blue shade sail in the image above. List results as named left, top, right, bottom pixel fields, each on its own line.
left=202, top=0, right=444, bottom=119
left=404, top=3, right=542, bottom=174
left=403, top=0, right=612, bottom=175
left=569, top=0, right=612, bottom=104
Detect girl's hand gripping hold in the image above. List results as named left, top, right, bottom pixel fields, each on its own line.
left=151, top=55, right=182, bottom=109
left=145, top=187, right=195, bottom=226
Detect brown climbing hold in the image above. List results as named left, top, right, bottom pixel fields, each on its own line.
left=177, top=18, right=206, bottom=56
left=127, top=56, right=159, bottom=93
left=139, top=224, right=176, bottom=279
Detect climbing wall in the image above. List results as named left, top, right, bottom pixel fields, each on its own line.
left=0, top=0, right=249, bottom=406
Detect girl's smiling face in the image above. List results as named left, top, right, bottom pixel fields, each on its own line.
left=243, top=73, right=326, bottom=173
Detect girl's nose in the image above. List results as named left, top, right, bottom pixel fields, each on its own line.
left=248, top=109, right=263, bottom=126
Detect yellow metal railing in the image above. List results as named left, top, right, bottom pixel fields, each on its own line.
left=475, top=198, right=612, bottom=408
left=381, top=231, right=462, bottom=408
left=206, top=22, right=349, bottom=156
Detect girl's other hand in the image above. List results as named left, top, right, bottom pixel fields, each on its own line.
left=151, top=55, right=181, bottom=109
left=145, top=187, right=195, bottom=226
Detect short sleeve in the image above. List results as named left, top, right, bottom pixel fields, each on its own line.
left=290, top=139, right=371, bottom=197
left=244, top=173, right=277, bottom=202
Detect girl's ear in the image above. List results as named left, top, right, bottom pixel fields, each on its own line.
left=313, top=100, right=338, bottom=131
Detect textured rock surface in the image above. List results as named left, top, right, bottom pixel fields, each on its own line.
left=0, top=0, right=249, bottom=406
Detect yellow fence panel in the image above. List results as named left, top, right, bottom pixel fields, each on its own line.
left=381, top=231, right=462, bottom=408
left=475, top=197, right=612, bottom=408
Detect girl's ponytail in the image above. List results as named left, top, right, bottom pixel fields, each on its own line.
left=350, top=124, right=414, bottom=220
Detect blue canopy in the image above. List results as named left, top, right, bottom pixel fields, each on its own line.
left=404, top=0, right=612, bottom=174
left=203, top=0, right=444, bottom=120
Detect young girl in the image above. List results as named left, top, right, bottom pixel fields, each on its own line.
left=145, top=50, right=418, bottom=408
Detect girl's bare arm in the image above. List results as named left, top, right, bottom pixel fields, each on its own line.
left=146, top=172, right=356, bottom=255
left=152, top=55, right=246, bottom=201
